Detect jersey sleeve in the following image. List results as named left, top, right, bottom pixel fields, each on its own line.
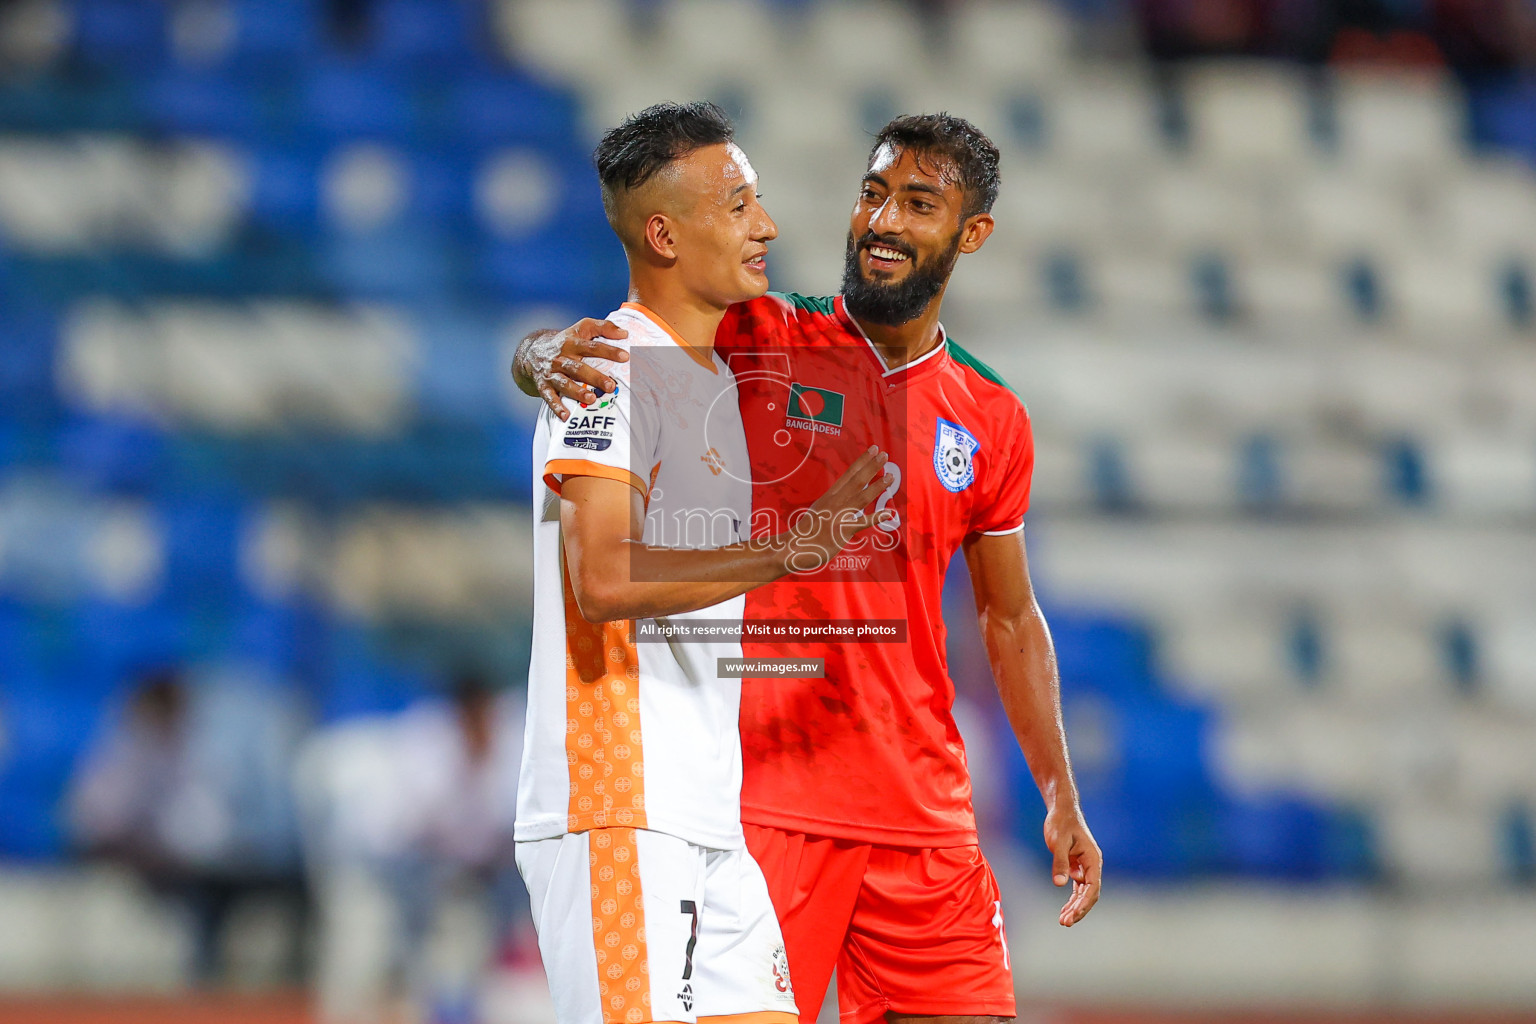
left=541, top=358, right=657, bottom=498
left=970, top=402, right=1034, bottom=536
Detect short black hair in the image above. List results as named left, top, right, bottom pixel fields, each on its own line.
left=868, top=113, right=1001, bottom=219
left=594, top=101, right=735, bottom=222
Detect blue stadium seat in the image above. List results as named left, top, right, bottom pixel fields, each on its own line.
left=140, top=70, right=263, bottom=138
left=55, top=415, right=166, bottom=492
left=446, top=74, right=581, bottom=150
left=74, top=0, right=169, bottom=71
left=492, top=420, right=537, bottom=501
left=415, top=312, right=504, bottom=422
left=221, top=0, right=326, bottom=67
left=320, top=626, right=431, bottom=721
left=0, top=307, right=56, bottom=417
left=474, top=234, right=626, bottom=308
left=249, top=149, right=323, bottom=234
left=318, top=230, right=453, bottom=298
left=301, top=64, right=418, bottom=140
left=1047, top=610, right=1158, bottom=696
left=69, top=601, right=189, bottom=690
left=371, top=0, right=480, bottom=67
left=1219, top=795, right=1334, bottom=879
left=160, top=497, right=245, bottom=598
left=1469, top=77, right=1536, bottom=168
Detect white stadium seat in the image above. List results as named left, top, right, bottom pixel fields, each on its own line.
left=1282, top=436, right=1383, bottom=514
left=1184, top=62, right=1315, bottom=169
left=790, top=0, right=927, bottom=87
left=1324, top=609, right=1450, bottom=707
left=1333, top=70, right=1464, bottom=172
left=949, top=0, right=1072, bottom=88
left=1481, top=612, right=1536, bottom=713
left=1042, top=69, right=1166, bottom=167
left=494, top=0, right=636, bottom=87
left=1144, top=167, right=1272, bottom=256
left=1378, top=798, right=1503, bottom=886
left=1159, top=607, right=1297, bottom=704
left=1426, top=433, right=1536, bottom=519
left=1127, top=430, right=1239, bottom=513
left=1292, top=170, right=1420, bottom=260
left=1379, top=250, right=1510, bottom=337
left=1437, top=158, right=1536, bottom=262
left=654, top=0, right=786, bottom=80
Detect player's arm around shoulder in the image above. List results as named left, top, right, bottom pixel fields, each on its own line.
left=961, top=528, right=1103, bottom=927
left=512, top=317, right=632, bottom=418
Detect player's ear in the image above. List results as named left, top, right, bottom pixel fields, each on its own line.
left=644, top=213, right=679, bottom=262
left=958, top=212, right=995, bottom=255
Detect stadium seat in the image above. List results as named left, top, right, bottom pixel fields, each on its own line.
left=655, top=0, right=786, bottom=81
left=1124, top=430, right=1239, bottom=513
left=1437, top=159, right=1536, bottom=263
left=300, top=64, right=418, bottom=141
left=1284, top=436, right=1384, bottom=515
left=1378, top=798, right=1502, bottom=885
left=140, top=70, right=264, bottom=138
left=73, top=0, right=169, bottom=71
left=319, top=143, right=412, bottom=235
left=1240, top=255, right=1358, bottom=325
left=445, top=74, right=581, bottom=151
left=472, top=149, right=563, bottom=241
left=1041, top=69, right=1166, bottom=166
left=217, top=0, right=325, bottom=68
left=495, top=0, right=637, bottom=87
left=370, top=0, right=480, bottom=67
left=318, top=231, right=452, bottom=300
left=1184, top=62, right=1316, bottom=168
left=949, top=0, right=1071, bottom=88
left=1325, top=610, right=1449, bottom=707
left=1159, top=608, right=1296, bottom=704
left=1145, top=168, right=1271, bottom=257
left=1425, top=434, right=1536, bottom=519
left=1333, top=70, right=1464, bottom=172
left=1481, top=612, right=1536, bottom=713
left=790, top=1, right=926, bottom=88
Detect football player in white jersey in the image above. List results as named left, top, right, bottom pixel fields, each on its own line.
left=517, top=102, right=892, bottom=1024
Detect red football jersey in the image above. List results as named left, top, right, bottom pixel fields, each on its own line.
left=716, top=293, right=1034, bottom=846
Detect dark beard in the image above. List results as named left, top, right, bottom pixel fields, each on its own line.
left=841, top=229, right=961, bottom=326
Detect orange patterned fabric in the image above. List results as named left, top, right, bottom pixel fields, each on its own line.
left=588, top=828, right=651, bottom=1024
left=564, top=564, right=647, bottom=834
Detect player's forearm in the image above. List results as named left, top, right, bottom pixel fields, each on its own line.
left=568, top=536, right=796, bottom=623
left=512, top=329, right=556, bottom=397
left=981, top=606, right=1080, bottom=813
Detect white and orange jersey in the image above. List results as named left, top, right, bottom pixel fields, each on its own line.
left=517, top=303, right=754, bottom=852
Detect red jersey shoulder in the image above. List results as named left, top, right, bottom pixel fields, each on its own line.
left=717, top=293, right=845, bottom=353
left=943, top=339, right=1029, bottom=434
left=941, top=339, right=1034, bottom=533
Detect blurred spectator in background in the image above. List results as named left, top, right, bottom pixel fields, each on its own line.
left=297, top=670, right=531, bottom=1024
left=68, top=665, right=310, bottom=987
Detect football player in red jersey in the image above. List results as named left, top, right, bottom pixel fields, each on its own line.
left=513, top=114, right=1102, bottom=1024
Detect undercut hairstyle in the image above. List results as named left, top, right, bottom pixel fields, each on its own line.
left=594, top=101, right=736, bottom=229
left=869, top=113, right=1001, bottom=219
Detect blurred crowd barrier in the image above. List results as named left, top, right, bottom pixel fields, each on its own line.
left=0, top=0, right=1534, bottom=1019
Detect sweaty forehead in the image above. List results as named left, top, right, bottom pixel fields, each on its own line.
left=867, top=141, right=962, bottom=194
left=673, top=142, right=756, bottom=202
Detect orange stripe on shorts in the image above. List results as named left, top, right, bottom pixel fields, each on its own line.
left=589, top=827, right=650, bottom=1024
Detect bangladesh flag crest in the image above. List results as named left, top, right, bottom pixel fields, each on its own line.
left=785, top=383, right=844, bottom=427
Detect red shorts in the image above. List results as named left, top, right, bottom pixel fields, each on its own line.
left=744, top=824, right=1016, bottom=1024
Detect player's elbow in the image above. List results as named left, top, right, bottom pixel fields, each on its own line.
left=568, top=570, right=630, bottom=624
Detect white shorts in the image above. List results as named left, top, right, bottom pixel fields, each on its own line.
left=516, top=827, right=798, bottom=1024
